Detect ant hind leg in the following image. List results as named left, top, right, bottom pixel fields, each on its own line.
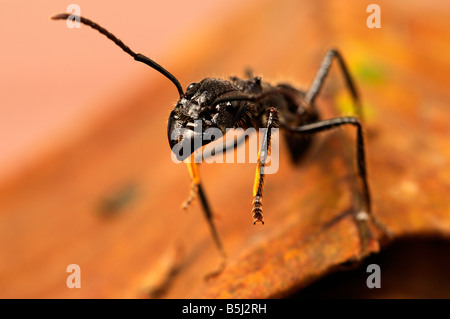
left=305, top=49, right=363, bottom=120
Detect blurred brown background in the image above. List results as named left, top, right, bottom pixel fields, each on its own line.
left=0, top=0, right=449, bottom=298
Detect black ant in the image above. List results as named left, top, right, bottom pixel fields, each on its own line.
left=52, top=13, right=391, bottom=278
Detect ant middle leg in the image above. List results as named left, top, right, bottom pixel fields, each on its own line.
left=196, top=132, right=250, bottom=163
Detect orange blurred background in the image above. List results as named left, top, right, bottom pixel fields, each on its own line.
left=1, top=0, right=449, bottom=298
left=0, top=0, right=245, bottom=184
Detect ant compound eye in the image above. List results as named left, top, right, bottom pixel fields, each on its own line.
left=186, top=82, right=200, bottom=96
left=187, top=82, right=198, bottom=90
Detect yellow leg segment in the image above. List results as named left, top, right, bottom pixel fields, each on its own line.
left=181, top=154, right=227, bottom=278
left=252, top=151, right=265, bottom=224
left=182, top=154, right=200, bottom=209
left=251, top=107, right=277, bottom=224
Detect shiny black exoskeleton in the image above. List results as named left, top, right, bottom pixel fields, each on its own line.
left=167, top=76, right=319, bottom=163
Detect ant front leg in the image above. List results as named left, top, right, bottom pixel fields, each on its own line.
left=252, top=107, right=278, bottom=225
left=305, top=49, right=363, bottom=119
left=182, top=156, right=200, bottom=210
left=183, top=156, right=226, bottom=279
left=288, top=117, right=392, bottom=253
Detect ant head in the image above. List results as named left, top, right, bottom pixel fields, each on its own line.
left=168, top=78, right=246, bottom=161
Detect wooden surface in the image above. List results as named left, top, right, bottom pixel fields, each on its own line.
left=1, top=0, right=449, bottom=298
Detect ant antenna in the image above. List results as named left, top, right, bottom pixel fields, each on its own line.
left=51, top=13, right=184, bottom=98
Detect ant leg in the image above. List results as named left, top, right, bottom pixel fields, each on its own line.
left=195, top=132, right=250, bottom=163
left=182, top=157, right=199, bottom=210
left=185, top=132, right=251, bottom=276
left=183, top=157, right=226, bottom=279
left=288, top=117, right=392, bottom=252
left=252, top=108, right=278, bottom=224
left=305, top=49, right=363, bottom=119
left=197, top=181, right=227, bottom=279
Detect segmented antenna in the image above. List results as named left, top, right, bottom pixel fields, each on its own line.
left=51, top=13, right=184, bottom=97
